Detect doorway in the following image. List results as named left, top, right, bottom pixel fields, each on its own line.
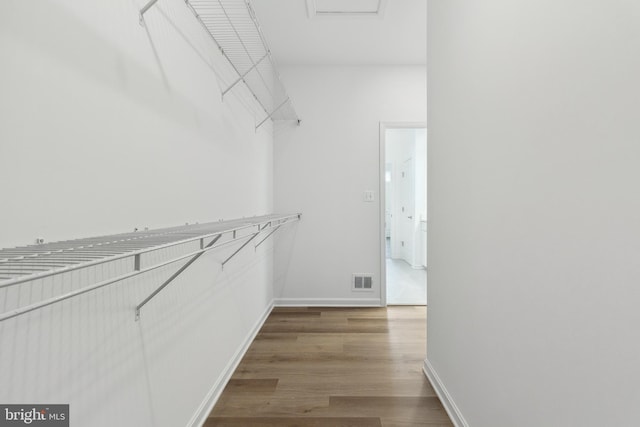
left=380, top=123, right=427, bottom=305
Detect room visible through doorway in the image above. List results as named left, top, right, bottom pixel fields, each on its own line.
left=381, top=124, right=426, bottom=305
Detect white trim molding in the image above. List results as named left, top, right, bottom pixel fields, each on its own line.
left=274, top=298, right=382, bottom=307
left=423, top=358, right=469, bottom=427
left=187, top=301, right=275, bottom=427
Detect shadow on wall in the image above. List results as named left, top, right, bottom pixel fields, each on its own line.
left=2, top=0, right=243, bottom=134
left=273, top=224, right=300, bottom=299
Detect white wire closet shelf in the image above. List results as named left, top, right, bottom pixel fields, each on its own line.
left=140, top=0, right=300, bottom=129
left=0, top=213, right=301, bottom=322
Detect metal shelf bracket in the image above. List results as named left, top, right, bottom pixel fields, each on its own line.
left=222, top=52, right=269, bottom=98
left=135, top=234, right=222, bottom=320
left=256, top=98, right=290, bottom=130
left=139, top=0, right=160, bottom=25
left=254, top=225, right=281, bottom=249
left=221, top=222, right=270, bottom=269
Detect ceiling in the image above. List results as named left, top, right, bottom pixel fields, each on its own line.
left=249, top=0, right=427, bottom=66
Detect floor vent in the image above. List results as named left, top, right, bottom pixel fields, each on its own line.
left=352, top=274, right=374, bottom=291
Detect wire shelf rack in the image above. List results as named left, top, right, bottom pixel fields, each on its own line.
left=141, top=0, right=300, bottom=129
left=0, top=213, right=301, bottom=322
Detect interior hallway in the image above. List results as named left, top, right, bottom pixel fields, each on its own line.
left=207, top=306, right=451, bottom=426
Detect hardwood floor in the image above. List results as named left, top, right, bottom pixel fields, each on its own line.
left=206, top=306, right=453, bottom=427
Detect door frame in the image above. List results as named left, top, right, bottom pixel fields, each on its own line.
left=379, top=121, right=427, bottom=306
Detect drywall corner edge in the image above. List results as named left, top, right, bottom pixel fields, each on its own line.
left=423, top=358, right=469, bottom=427
left=187, top=301, right=275, bottom=427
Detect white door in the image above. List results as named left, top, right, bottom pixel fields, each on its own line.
left=398, top=156, right=415, bottom=264
left=385, top=163, right=392, bottom=238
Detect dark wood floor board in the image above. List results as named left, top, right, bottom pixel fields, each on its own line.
left=244, top=341, right=424, bottom=362
left=223, top=379, right=279, bottom=393
left=231, top=366, right=427, bottom=385
left=263, top=316, right=347, bottom=326
left=233, top=358, right=426, bottom=377
left=253, top=332, right=300, bottom=342
left=212, top=394, right=330, bottom=417
left=204, top=416, right=383, bottom=427
left=260, top=319, right=388, bottom=334
left=274, top=375, right=437, bottom=397
left=314, top=306, right=422, bottom=319
left=246, top=337, right=344, bottom=354
left=208, top=306, right=452, bottom=426
left=268, top=310, right=323, bottom=317
left=295, top=332, right=346, bottom=343
left=329, top=395, right=446, bottom=410
left=325, top=396, right=452, bottom=424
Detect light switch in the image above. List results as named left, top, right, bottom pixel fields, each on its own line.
left=364, top=190, right=375, bottom=202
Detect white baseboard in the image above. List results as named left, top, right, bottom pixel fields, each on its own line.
left=423, top=358, right=469, bottom=427
left=187, top=301, right=274, bottom=427
left=274, top=297, right=382, bottom=307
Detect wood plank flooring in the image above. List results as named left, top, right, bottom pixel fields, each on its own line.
left=206, top=306, right=453, bottom=427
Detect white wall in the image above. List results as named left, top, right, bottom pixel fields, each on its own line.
left=426, top=1, right=640, bottom=426
left=273, top=66, right=426, bottom=305
left=0, top=0, right=272, bottom=249
left=0, top=1, right=277, bottom=426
